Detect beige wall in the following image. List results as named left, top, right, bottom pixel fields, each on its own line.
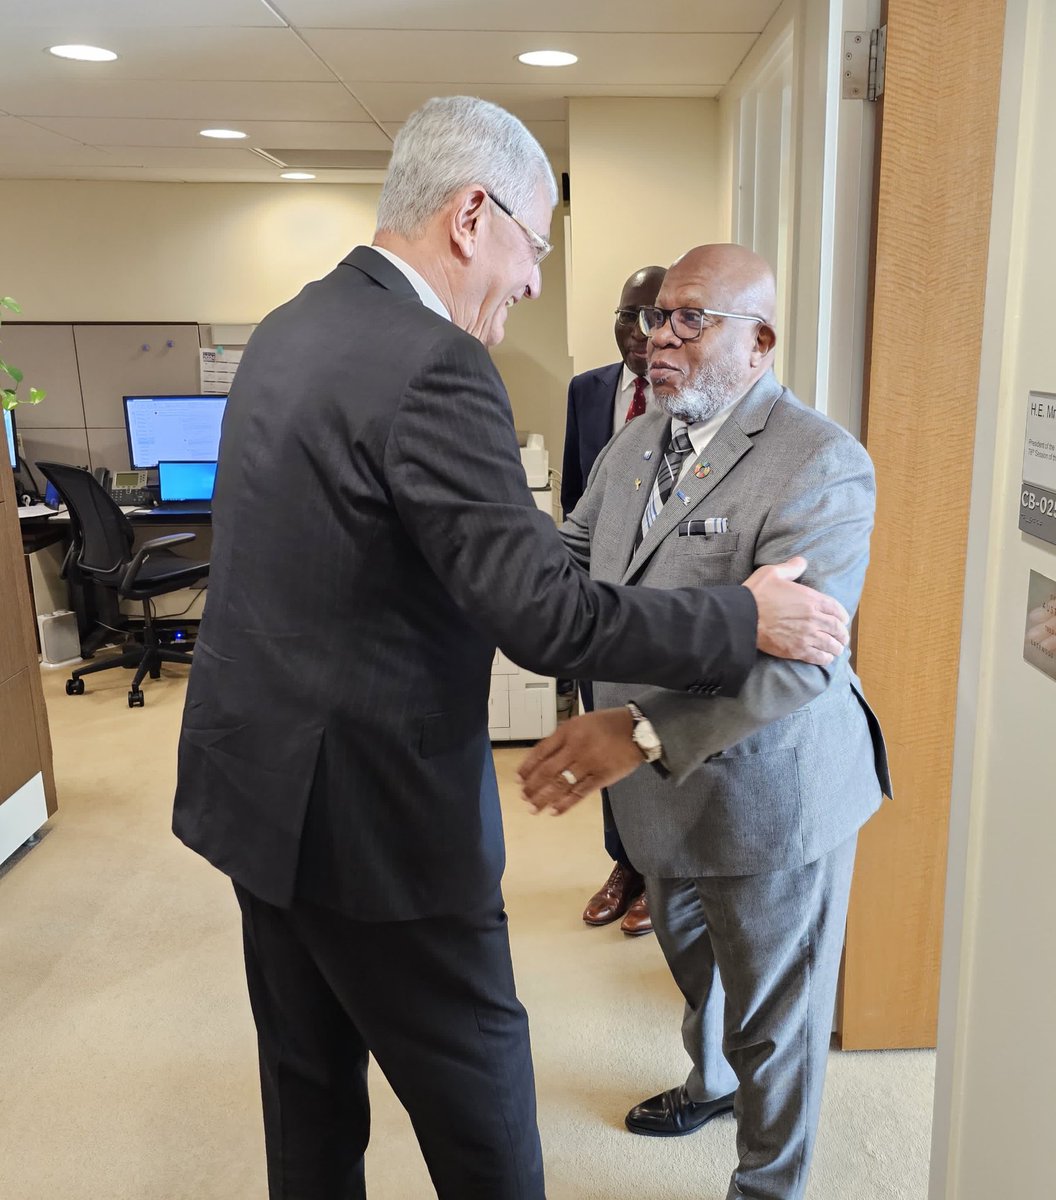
left=0, top=181, right=380, bottom=323
left=566, top=98, right=725, bottom=377
left=0, top=179, right=572, bottom=466
left=493, top=214, right=573, bottom=470
left=933, top=0, right=1056, bottom=1194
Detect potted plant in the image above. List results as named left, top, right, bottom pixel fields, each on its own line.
left=1, top=296, right=46, bottom=413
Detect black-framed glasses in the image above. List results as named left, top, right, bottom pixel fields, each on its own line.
left=638, top=306, right=764, bottom=341
left=614, top=308, right=644, bottom=328
left=487, top=192, right=553, bottom=265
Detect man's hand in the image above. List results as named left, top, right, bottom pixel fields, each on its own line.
left=744, top=556, right=850, bottom=666
left=517, top=708, right=645, bottom=815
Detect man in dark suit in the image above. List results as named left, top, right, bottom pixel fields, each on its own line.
left=562, top=265, right=665, bottom=937
left=172, top=98, right=851, bottom=1200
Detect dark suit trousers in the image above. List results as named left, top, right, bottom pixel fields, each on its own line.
left=234, top=883, right=545, bottom=1200
left=578, top=681, right=635, bottom=870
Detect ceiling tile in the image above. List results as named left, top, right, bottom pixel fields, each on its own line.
left=358, top=82, right=570, bottom=124
left=25, top=116, right=393, bottom=152
left=89, top=146, right=271, bottom=169
left=0, top=0, right=283, bottom=29
left=357, top=82, right=718, bottom=126
left=302, top=30, right=754, bottom=87
left=0, top=141, right=120, bottom=167
left=280, top=0, right=781, bottom=34
left=1, top=81, right=370, bottom=123
left=4, top=27, right=332, bottom=83
left=0, top=114, right=83, bottom=148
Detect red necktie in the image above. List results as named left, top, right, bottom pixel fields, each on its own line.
left=624, top=375, right=647, bottom=423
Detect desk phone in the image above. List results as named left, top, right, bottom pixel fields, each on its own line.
left=109, top=469, right=154, bottom=508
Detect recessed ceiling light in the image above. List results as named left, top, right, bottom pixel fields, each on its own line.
left=517, top=50, right=578, bottom=68
left=280, top=172, right=316, bottom=181
left=200, top=128, right=248, bottom=139
left=48, top=44, right=118, bottom=62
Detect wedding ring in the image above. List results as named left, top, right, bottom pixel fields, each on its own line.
left=560, top=768, right=578, bottom=787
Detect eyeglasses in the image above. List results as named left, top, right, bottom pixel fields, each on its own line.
left=487, top=192, right=553, bottom=266
left=638, top=306, right=764, bottom=341
left=614, top=308, right=644, bottom=328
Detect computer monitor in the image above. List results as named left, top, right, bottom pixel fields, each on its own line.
left=123, top=394, right=227, bottom=470
left=3, top=407, right=16, bottom=470
left=158, top=460, right=218, bottom=502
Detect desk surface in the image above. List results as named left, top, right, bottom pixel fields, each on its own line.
left=19, top=506, right=210, bottom=526
left=17, top=503, right=71, bottom=519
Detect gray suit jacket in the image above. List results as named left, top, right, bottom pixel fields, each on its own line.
left=561, top=371, right=891, bottom=878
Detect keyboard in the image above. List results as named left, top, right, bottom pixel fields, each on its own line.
left=146, top=501, right=212, bottom=514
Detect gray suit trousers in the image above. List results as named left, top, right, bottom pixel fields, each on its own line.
left=646, top=834, right=857, bottom=1200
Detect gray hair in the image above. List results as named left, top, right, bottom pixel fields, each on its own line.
left=376, top=96, right=558, bottom=238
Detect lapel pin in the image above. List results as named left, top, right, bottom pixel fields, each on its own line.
left=643, top=450, right=654, bottom=461
left=676, top=488, right=691, bottom=506
left=693, top=461, right=711, bottom=479
left=634, top=478, right=642, bottom=491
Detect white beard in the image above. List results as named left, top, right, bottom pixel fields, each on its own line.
left=655, top=346, right=743, bottom=424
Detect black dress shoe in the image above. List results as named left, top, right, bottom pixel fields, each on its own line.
left=625, top=1084, right=736, bottom=1137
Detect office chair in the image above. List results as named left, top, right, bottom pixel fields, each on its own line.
left=36, top=462, right=209, bottom=708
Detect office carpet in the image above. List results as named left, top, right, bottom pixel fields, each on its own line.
left=0, top=663, right=935, bottom=1199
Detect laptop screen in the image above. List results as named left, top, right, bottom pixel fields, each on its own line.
left=158, top=460, right=218, bottom=502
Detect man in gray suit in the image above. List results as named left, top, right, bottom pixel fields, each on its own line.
left=173, top=103, right=853, bottom=1200
left=521, top=244, right=891, bottom=1200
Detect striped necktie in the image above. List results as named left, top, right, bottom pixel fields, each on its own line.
left=635, top=421, right=694, bottom=550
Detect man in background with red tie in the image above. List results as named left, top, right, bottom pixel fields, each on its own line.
left=560, top=264, right=666, bottom=936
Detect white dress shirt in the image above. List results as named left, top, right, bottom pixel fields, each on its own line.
left=370, top=245, right=451, bottom=321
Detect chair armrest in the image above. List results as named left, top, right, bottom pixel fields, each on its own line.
left=120, top=532, right=196, bottom=593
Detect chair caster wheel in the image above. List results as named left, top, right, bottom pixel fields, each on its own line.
left=66, top=678, right=85, bottom=696
left=128, top=689, right=145, bottom=708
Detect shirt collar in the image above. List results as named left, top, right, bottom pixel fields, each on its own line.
left=674, top=404, right=735, bottom=458
left=369, top=245, right=450, bottom=320
left=621, top=364, right=649, bottom=393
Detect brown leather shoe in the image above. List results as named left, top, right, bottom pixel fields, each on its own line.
left=620, top=890, right=653, bottom=936
left=582, top=863, right=644, bottom=926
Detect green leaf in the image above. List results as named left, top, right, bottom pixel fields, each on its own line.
left=0, top=359, right=24, bottom=384
left=2, top=390, right=18, bottom=411
left=28, top=387, right=46, bottom=404
left=0, top=297, right=22, bottom=313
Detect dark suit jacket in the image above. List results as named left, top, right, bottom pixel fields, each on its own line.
left=172, top=247, right=757, bottom=921
left=560, top=362, right=622, bottom=517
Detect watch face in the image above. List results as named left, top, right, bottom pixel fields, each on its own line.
left=633, top=725, right=660, bottom=753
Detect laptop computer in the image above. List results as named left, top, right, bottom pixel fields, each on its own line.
left=153, top=460, right=217, bottom=514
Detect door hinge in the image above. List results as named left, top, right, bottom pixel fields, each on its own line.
left=843, top=26, right=887, bottom=101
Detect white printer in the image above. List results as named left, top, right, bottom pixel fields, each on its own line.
left=517, top=430, right=552, bottom=516
left=518, top=430, right=549, bottom=487
left=489, top=650, right=558, bottom=742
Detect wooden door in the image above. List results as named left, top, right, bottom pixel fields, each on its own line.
left=839, top=0, right=1008, bottom=1048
